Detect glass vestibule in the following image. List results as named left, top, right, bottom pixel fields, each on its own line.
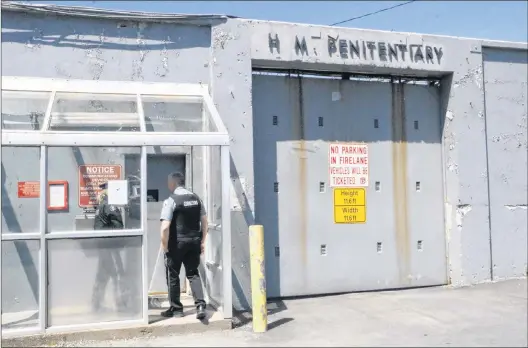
left=0, top=76, right=232, bottom=337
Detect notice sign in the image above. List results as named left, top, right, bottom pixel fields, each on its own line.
left=78, top=165, right=122, bottom=207
left=334, top=188, right=366, bottom=224
left=329, top=143, right=369, bottom=187
left=18, top=181, right=40, bottom=198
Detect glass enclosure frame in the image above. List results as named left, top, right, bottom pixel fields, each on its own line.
left=0, top=76, right=232, bottom=337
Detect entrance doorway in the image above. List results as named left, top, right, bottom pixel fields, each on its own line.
left=125, top=153, right=190, bottom=318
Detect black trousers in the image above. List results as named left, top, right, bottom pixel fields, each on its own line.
left=164, top=240, right=206, bottom=310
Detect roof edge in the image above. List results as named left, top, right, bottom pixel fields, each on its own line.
left=244, top=18, right=528, bottom=48
left=1, top=1, right=238, bottom=24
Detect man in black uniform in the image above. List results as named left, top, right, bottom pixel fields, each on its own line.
left=94, top=182, right=124, bottom=230
left=159, top=172, right=207, bottom=320
left=92, top=182, right=126, bottom=312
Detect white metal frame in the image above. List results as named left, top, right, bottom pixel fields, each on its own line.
left=0, top=76, right=232, bottom=337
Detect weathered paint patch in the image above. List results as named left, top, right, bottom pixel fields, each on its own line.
left=504, top=204, right=528, bottom=211
left=445, top=202, right=453, bottom=242
left=456, top=204, right=472, bottom=229
left=230, top=176, right=246, bottom=211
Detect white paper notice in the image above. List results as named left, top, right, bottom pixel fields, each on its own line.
left=49, top=184, right=65, bottom=208
left=328, top=143, right=369, bottom=187
left=107, top=180, right=128, bottom=205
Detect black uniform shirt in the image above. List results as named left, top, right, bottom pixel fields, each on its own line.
left=160, top=187, right=206, bottom=246
left=94, top=198, right=124, bottom=230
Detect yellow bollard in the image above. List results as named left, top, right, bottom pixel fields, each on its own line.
left=249, top=225, right=267, bottom=333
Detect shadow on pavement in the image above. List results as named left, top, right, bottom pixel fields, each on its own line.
left=267, top=317, right=294, bottom=330
left=233, top=299, right=289, bottom=329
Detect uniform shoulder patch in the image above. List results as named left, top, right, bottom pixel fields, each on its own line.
left=109, top=205, right=118, bottom=212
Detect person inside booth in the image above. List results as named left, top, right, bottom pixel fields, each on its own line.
left=94, top=182, right=124, bottom=230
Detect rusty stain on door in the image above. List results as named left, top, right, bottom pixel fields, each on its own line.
left=391, top=79, right=411, bottom=285
left=292, top=73, right=309, bottom=286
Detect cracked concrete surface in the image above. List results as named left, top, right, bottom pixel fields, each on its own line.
left=62, top=279, right=527, bottom=347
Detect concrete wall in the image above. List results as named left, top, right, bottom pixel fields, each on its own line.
left=242, top=20, right=527, bottom=290
left=1, top=10, right=211, bottom=82
left=210, top=20, right=254, bottom=310
left=1, top=6, right=527, bottom=313
left=482, top=48, right=528, bottom=280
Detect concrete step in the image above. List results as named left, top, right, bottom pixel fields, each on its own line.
left=2, top=297, right=230, bottom=347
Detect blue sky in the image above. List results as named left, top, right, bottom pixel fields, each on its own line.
left=30, top=1, right=527, bottom=42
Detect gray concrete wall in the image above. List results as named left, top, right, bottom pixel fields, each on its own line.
left=242, top=20, right=527, bottom=290
left=211, top=20, right=254, bottom=310
left=1, top=7, right=527, bottom=314
left=1, top=11, right=211, bottom=82
left=482, top=48, right=528, bottom=280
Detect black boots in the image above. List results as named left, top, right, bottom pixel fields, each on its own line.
left=161, top=305, right=206, bottom=320
left=161, top=307, right=184, bottom=318
left=196, top=304, right=206, bottom=320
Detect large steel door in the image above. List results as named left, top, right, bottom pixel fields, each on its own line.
left=403, top=83, right=446, bottom=286
left=301, top=78, right=400, bottom=294
left=252, top=73, right=447, bottom=297
left=252, top=74, right=302, bottom=297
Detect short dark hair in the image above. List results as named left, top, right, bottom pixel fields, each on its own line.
left=169, top=172, right=185, bottom=186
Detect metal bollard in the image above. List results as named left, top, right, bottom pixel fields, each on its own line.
left=249, top=225, right=267, bottom=333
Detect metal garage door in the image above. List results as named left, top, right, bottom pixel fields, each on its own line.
left=252, top=72, right=447, bottom=298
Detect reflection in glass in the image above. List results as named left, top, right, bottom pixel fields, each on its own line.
left=50, top=93, right=140, bottom=132
left=47, top=237, right=142, bottom=327
left=142, top=95, right=206, bottom=132
left=1, top=90, right=50, bottom=130
left=1, top=147, right=41, bottom=234
left=1, top=240, right=40, bottom=330
left=47, top=147, right=142, bottom=233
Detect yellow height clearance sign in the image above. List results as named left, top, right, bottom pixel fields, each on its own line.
left=334, top=188, right=366, bottom=224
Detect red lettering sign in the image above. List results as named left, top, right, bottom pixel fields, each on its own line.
left=78, top=165, right=122, bottom=207
left=18, top=181, right=40, bottom=198
left=328, top=143, right=369, bottom=188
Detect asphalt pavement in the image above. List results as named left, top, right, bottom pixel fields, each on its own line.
left=65, top=279, right=528, bottom=347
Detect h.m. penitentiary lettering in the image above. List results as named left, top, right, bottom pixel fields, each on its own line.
left=268, top=33, right=444, bottom=65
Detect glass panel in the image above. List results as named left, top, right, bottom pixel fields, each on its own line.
left=1, top=147, right=41, bottom=234
left=1, top=90, right=50, bottom=130
left=47, top=237, right=142, bottom=327
left=203, top=146, right=223, bottom=308
left=208, top=146, right=222, bottom=225
left=49, top=93, right=140, bottom=132
left=1, top=240, right=40, bottom=330
left=203, top=104, right=218, bottom=133
left=142, top=95, right=215, bottom=132
left=47, top=147, right=142, bottom=233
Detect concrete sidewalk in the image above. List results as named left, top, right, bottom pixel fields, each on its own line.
left=56, top=279, right=528, bottom=347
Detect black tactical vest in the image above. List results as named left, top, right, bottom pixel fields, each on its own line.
left=168, top=192, right=202, bottom=244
